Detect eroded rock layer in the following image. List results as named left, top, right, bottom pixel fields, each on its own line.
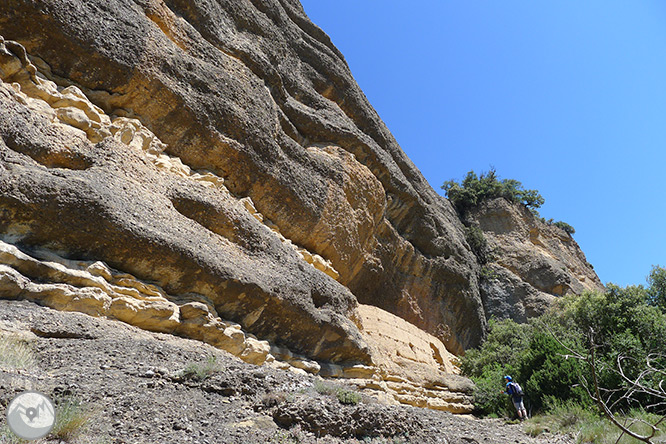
left=0, top=0, right=601, bottom=415
left=0, top=30, right=475, bottom=412
left=0, top=41, right=370, bottom=365
left=0, top=237, right=474, bottom=410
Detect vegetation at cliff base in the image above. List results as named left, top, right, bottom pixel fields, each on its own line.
left=462, top=266, right=666, bottom=441
left=178, top=355, right=223, bottom=381
left=52, top=397, right=93, bottom=442
left=0, top=333, right=35, bottom=369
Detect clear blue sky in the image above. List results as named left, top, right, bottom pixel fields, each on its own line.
left=300, top=1, right=666, bottom=287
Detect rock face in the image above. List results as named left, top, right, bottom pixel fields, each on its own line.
left=0, top=0, right=482, bottom=358
left=0, top=239, right=272, bottom=366
left=466, top=198, right=603, bottom=322
left=0, top=0, right=602, bottom=415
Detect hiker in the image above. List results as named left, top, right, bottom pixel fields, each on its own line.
left=502, top=375, right=528, bottom=420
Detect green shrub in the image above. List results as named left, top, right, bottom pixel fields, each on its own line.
left=551, top=221, right=575, bottom=235
left=523, top=420, right=547, bottom=437
left=524, top=405, right=665, bottom=444
left=460, top=318, right=530, bottom=377
left=0, top=334, right=35, bottom=369
left=179, top=355, right=222, bottom=381
left=517, top=329, right=589, bottom=412
left=467, top=363, right=515, bottom=417
left=548, top=400, right=598, bottom=430
left=465, top=226, right=491, bottom=264
left=442, top=168, right=544, bottom=217
left=480, top=266, right=498, bottom=281
left=442, top=169, right=556, bottom=261
left=647, top=265, right=666, bottom=310
left=52, top=397, right=92, bottom=442
left=312, top=379, right=362, bottom=405
left=461, top=317, right=588, bottom=416
left=336, top=389, right=362, bottom=405
left=523, top=401, right=601, bottom=439
left=464, top=269, right=666, bottom=417
left=313, top=379, right=338, bottom=396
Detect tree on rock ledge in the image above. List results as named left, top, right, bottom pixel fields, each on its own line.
left=442, top=168, right=545, bottom=217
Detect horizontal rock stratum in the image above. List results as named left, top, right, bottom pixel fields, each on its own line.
left=0, top=0, right=600, bottom=414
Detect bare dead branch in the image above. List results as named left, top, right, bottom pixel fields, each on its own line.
left=542, top=322, right=666, bottom=442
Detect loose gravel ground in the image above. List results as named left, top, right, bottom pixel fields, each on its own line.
left=0, top=300, right=573, bottom=444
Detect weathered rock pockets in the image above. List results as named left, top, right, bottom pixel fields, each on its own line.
left=0, top=16, right=473, bottom=412
left=0, top=0, right=484, bottom=356
left=0, top=0, right=484, bottom=355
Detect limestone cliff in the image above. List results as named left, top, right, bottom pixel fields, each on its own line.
left=0, top=0, right=484, bottom=412
left=0, top=0, right=601, bottom=415
left=466, top=198, right=603, bottom=322
left=0, top=0, right=482, bottom=358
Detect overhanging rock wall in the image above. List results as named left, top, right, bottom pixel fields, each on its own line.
left=0, top=0, right=485, bottom=358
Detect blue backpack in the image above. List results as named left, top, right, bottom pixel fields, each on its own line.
left=508, top=382, right=524, bottom=396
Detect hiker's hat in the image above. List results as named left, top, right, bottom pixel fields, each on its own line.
left=504, top=375, right=512, bottom=381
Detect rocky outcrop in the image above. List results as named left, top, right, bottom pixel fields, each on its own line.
left=0, top=40, right=369, bottom=366
left=317, top=305, right=474, bottom=413
left=0, top=9, right=479, bottom=407
left=466, top=198, right=603, bottom=322
left=0, top=29, right=473, bottom=405
left=0, top=234, right=474, bottom=409
left=0, top=239, right=272, bottom=365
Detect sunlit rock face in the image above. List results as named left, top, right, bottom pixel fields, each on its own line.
left=0, top=35, right=371, bottom=366
left=0, top=0, right=602, bottom=414
left=466, top=198, right=604, bottom=322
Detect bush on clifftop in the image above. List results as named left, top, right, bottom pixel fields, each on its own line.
left=551, top=220, right=575, bottom=235
left=442, top=168, right=545, bottom=216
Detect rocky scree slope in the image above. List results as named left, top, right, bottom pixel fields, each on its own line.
left=0, top=300, right=574, bottom=444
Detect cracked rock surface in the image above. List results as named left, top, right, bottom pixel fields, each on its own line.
left=0, top=0, right=602, bottom=421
